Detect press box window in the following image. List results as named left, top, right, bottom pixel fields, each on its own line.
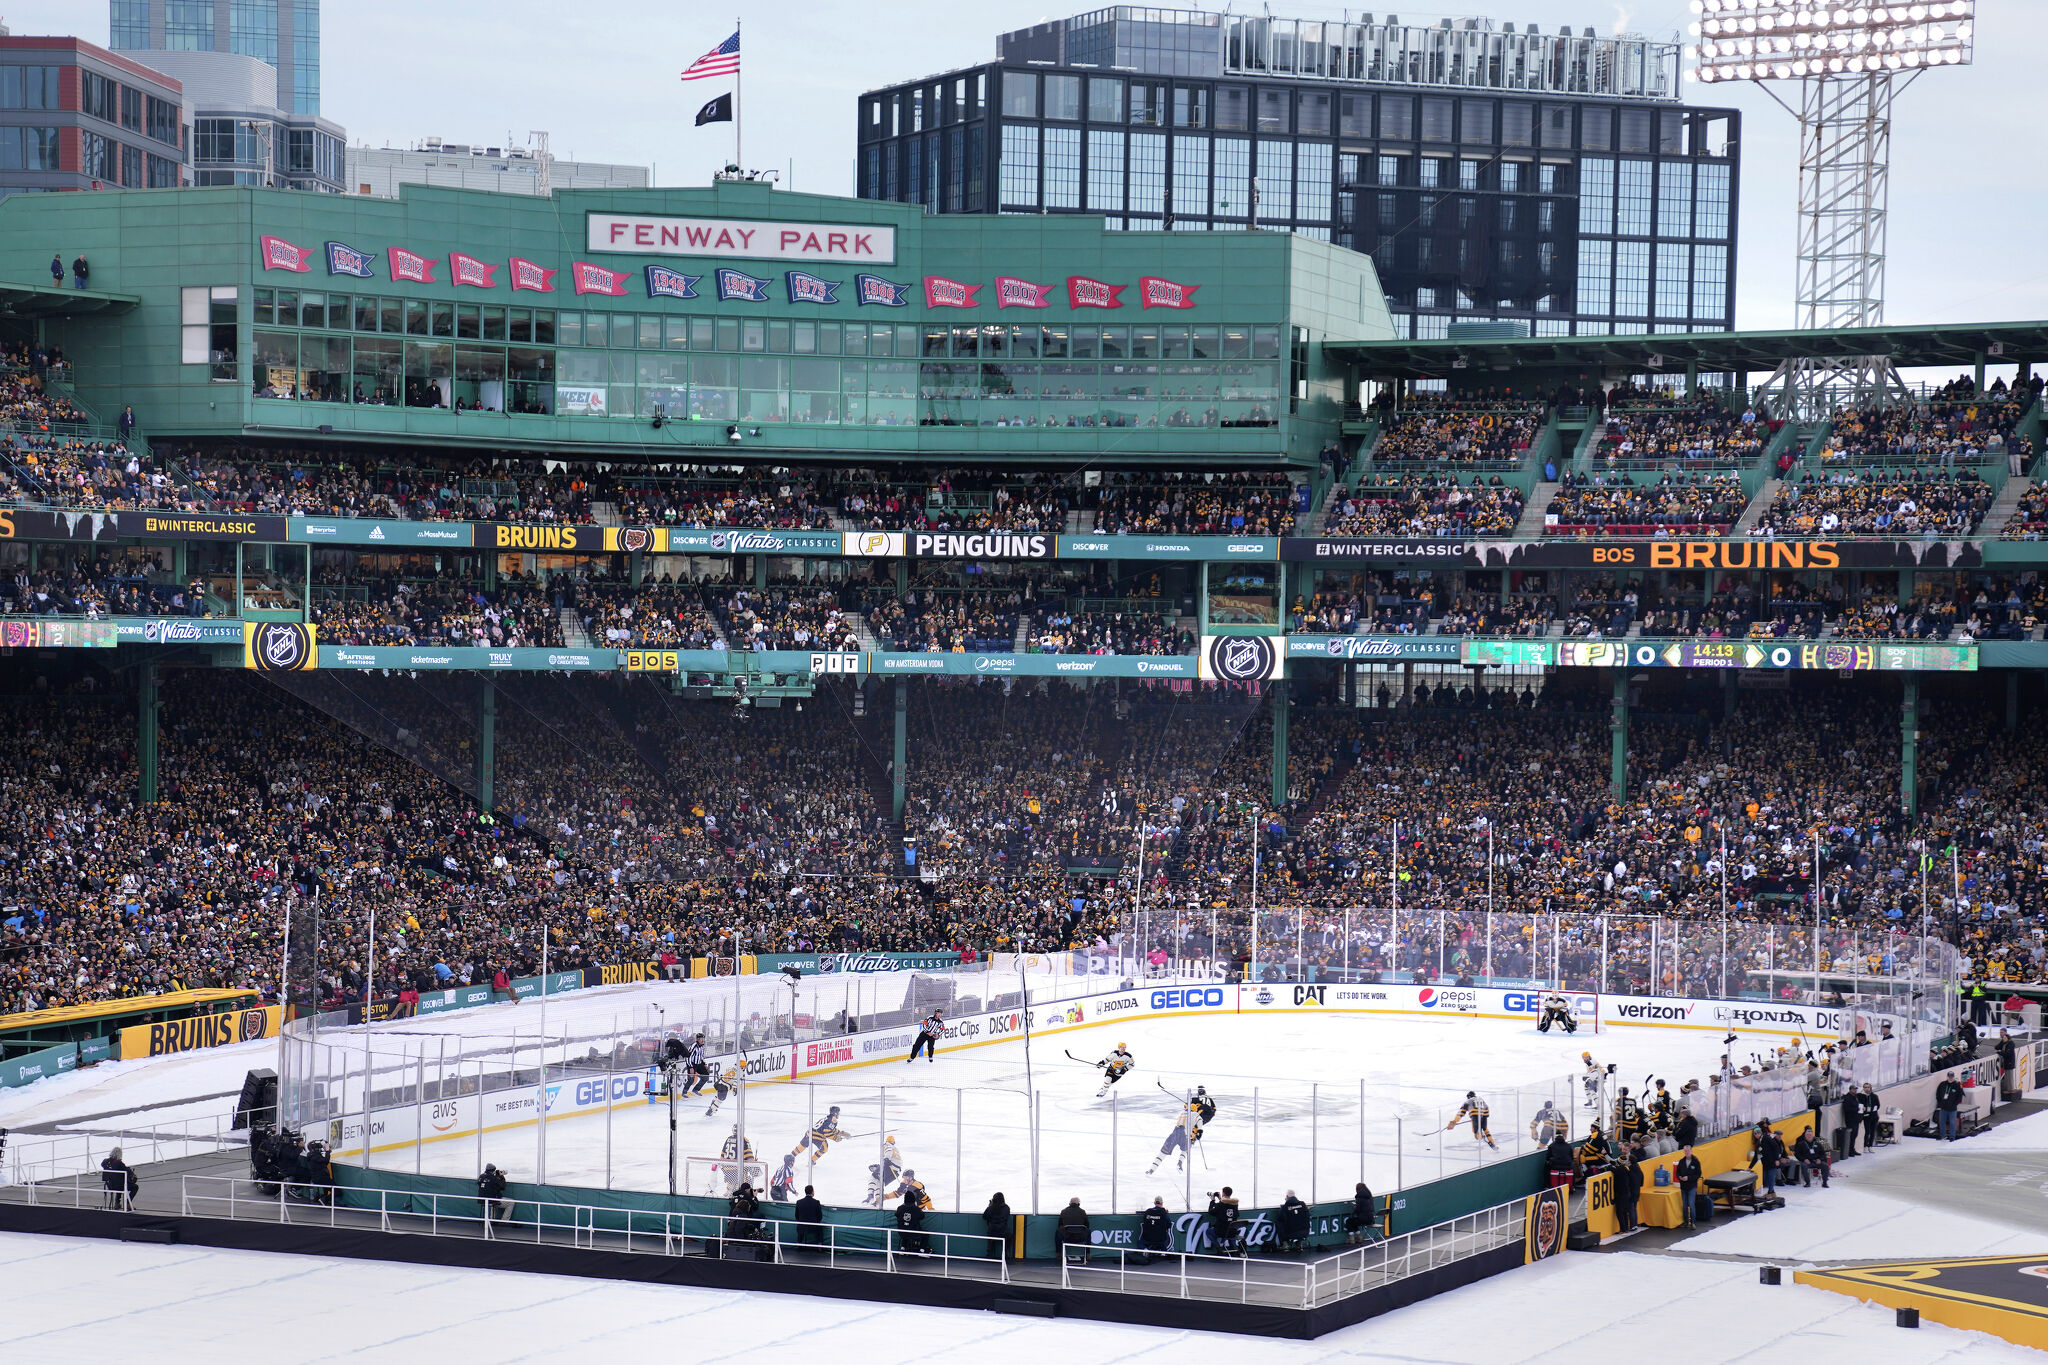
left=181, top=285, right=238, bottom=380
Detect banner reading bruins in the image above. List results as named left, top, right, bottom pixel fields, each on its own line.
left=118, top=1005, right=281, bottom=1059
left=243, top=621, right=319, bottom=671
left=482, top=524, right=669, bottom=553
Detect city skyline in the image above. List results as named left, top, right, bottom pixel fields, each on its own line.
left=7, top=0, right=2042, bottom=338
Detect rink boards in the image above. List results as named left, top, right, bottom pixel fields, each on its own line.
left=323, top=979, right=1884, bottom=1158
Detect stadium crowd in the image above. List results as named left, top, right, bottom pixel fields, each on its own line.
left=1751, top=468, right=1994, bottom=538
left=1323, top=476, right=1526, bottom=538
left=1545, top=472, right=1747, bottom=535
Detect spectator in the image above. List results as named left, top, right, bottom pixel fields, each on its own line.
left=100, top=1147, right=137, bottom=1210
left=50, top=252, right=63, bottom=288
left=893, top=1187, right=929, bottom=1256
left=1617, top=1143, right=1644, bottom=1232
left=1793, top=1126, right=1830, bottom=1187
left=72, top=254, right=90, bottom=290
left=1857, top=1082, right=1881, bottom=1152
left=1056, top=1195, right=1092, bottom=1265
left=981, top=1191, right=1012, bottom=1262
left=1345, top=1182, right=1377, bottom=1245
left=118, top=405, right=137, bottom=440
left=1274, top=1190, right=1311, bottom=1255
left=1545, top=1132, right=1576, bottom=1188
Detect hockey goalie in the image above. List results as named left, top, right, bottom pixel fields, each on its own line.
left=1535, top=991, right=1578, bottom=1034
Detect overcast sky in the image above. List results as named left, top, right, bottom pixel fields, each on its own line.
left=28, top=0, right=2044, bottom=334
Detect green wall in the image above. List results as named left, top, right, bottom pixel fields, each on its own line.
left=0, top=181, right=1386, bottom=466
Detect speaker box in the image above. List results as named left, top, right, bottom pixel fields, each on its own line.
left=1566, top=1229, right=1603, bottom=1251
left=233, top=1068, right=278, bottom=1131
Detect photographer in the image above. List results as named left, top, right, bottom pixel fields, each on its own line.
left=1206, top=1187, right=1244, bottom=1257
left=299, top=1140, right=335, bottom=1206
left=727, top=1181, right=767, bottom=1260
left=478, top=1163, right=511, bottom=1226
left=1344, top=1182, right=1378, bottom=1246
left=1273, top=1190, right=1311, bottom=1256
left=1055, top=1196, right=1092, bottom=1266
left=100, top=1147, right=138, bottom=1211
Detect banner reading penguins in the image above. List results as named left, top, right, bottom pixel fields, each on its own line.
left=243, top=621, right=319, bottom=671
left=1198, top=632, right=1284, bottom=682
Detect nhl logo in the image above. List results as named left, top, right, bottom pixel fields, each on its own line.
left=250, top=622, right=314, bottom=671
left=1209, top=634, right=1275, bottom=683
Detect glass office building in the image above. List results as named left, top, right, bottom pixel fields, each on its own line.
left=858, top=8, right=1741, bottom=339
left=111, top=0, right=320, bottom=117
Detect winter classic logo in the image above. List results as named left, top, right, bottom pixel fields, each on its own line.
left=1418, top=987, right=1478, bottom=1012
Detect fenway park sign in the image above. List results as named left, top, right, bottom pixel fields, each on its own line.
left=587, top=214, right=897, bottom=264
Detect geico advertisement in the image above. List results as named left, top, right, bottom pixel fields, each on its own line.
left=119, top=1005, right=281, bottom=1059
left=332, top=1068, right=655, bottom=1155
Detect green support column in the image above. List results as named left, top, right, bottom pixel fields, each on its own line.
left=894, top=559, right=908, bottom=596
left=477, top=677, right=496, bottom=810
left=1901, top=675, right=1920, bottom=817
left=1270, top=678, right=1289, bottom=811
left=138, top=664, right=158, bottom=804
left=892, top=679, right=907, bottom=822
left=233, top=542, right=244, bottom=614
left=629, top=549, right=644, bottom=588
left=753, top=553, right=769, bottom=590
left=1610, top=669, right=1628, bottom=803
left=2008, top=671, right=2020, bottom=734
left=482, top=548, right=498, bottom=592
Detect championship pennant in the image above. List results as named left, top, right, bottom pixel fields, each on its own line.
left=716, top=268, right=772, bottom=302
left=1139, top=276, right=1200, bottom=309
left=923, top=276, right=981, bottom=309
left=571, top=262, right=633, bottom=296
left=854, top=274, right=911, bottom=307
left=324, top=241, right=377, bottom=278
left=645, top=265, right=701, bottom=300
left=993, top=276, right=1053, bottom=309
left=785, top=271, right=841, bottom=305
left=449, top=252, right=499, bottom=288
left=509, top=258, right=557, bottom=292
left=259, top=236, right=313, bottom=272
left=389, top=247, right=438, bottom=284
left=1067, top=276, right=1125, bottom=309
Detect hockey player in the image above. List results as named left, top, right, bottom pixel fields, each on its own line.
left=1146, top=1101, right=1204, bottom=1174
left=1529, top=1098, right=1568, bottom=1146
left=1449, top=1091, right=1497, bottom=1148
left=703, top=1061, right=743, bottom=1117
left=1093, top=1043, right=1135, bottom=1098
left=1580, top=1053, right=1603, bottom=1109
left=891, top=1167, right=933, bottom=1211
left=907, top=1010, right=944, bottom=1064
left=1613, top=1086, right=1647, bottom=1144
left=769, top=1152, right=798, bottom=1202
left=1536, top=991, right=1577, bottom=1034
left=1648, top=1080, right=1676, bottom=1133
left=1191, top=1085, right=1218, bottom=1126
left=864, top=1135, right=904, bottom=1207
left=711, top=1126, right=757, bottom=1196
left=794, top=1105, right=849, bottom=1161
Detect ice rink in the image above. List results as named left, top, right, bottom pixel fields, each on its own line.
left=8, top=975, right=1746, bottom=1214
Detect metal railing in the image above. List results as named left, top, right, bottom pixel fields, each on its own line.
left=1060, top=1194, right=1528, bottom=1310
left=4, top=1110, right=244, bottom=1185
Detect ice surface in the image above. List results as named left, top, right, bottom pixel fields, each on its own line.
left=0, top=1231, right=2036, bottom=1365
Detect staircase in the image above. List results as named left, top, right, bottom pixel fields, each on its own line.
left=590, top=501, right=622, bottom=526
left=1013, top=613, right=1031, bottom=652
left=1980, top=476, right=2034, bottom=540
left=1573, top=422, right=1607, bottom=472
left=1512, top=483, right=1558, bottom=538
left=1731, top=479, right=1782, bottom=536
left=842, top=608, right=885, bottom=653
left=558, top=607, right=593, bottom=648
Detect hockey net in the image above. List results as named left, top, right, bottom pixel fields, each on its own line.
left=684, top=1157, right=769, bottom=1197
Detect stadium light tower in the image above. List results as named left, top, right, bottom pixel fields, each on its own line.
left=1686, top=1, right=1975, bottom=417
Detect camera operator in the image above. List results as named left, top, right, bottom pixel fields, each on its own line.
left=300, top=1140, right=335, bottom=1205
left=478, top=1163, right=511, bottom=1226
left=727, top=1181, right=767, bottom=1260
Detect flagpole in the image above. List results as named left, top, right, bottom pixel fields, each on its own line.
left=735, top=18, right=743, bottom=169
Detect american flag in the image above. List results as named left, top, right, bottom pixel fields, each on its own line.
left=681, top=32, right=740, bottom=81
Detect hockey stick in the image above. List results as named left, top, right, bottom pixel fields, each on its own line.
left=1064, top=1050, right=1105, bottom=1069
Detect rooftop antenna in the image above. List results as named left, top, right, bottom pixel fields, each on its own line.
left=527, top=130, right=552, bottom=197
